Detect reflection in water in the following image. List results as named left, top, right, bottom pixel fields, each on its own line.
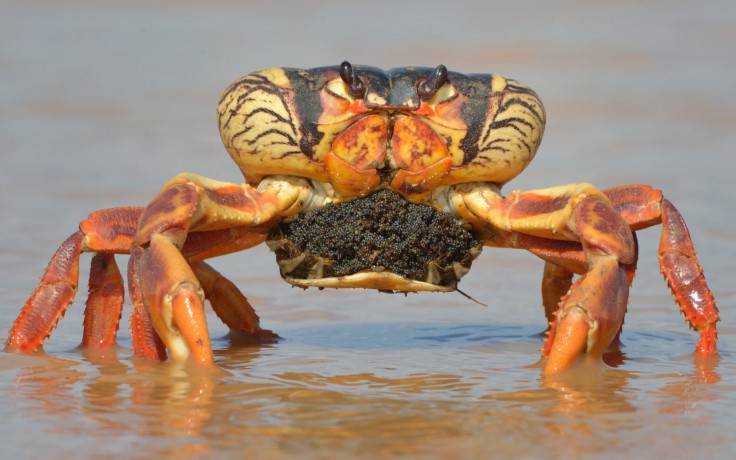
left=655, top=355, right=721, bottom=415
left=489, top=359, right=637, bottom=415
left=274, top=371, right=474, bottom=395
left=2, top=1, right=733, bottom=456
left=4, top=341, right=723, bottom=458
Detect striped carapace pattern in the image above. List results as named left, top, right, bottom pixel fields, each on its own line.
left=217, top=64, right=545, bottom=193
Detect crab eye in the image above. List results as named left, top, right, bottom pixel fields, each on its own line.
left=337, top=60, right=366, bottom=99
left=417, top=64, right=457, bottom=103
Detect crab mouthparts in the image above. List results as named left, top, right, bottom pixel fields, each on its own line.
left=266, top=189, right=482, bottom=293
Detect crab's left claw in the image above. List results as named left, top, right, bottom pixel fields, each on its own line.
left=128, top=174, right=310, bottom=365
left=134, top=234, right=213, bottom=364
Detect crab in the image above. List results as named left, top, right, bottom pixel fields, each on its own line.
left=6, top=62, right=719, bottom=375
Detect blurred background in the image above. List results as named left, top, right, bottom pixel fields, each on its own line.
left=1, top=1, right=734, bottom=458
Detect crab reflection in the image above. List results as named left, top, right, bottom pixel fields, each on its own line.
left=489, top=352, right=721, bottom=418
left=4, top=330, right=723, bottom=458
left=9, top=348, right=720, bottom=409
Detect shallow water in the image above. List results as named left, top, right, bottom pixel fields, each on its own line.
left=1, top=1, right=735, bottom=458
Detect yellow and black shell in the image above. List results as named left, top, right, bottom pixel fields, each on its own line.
left=218, top=63, right=545, bottom=190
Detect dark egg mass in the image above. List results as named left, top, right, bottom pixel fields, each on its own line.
left=267, top=189, right=482, bottom=287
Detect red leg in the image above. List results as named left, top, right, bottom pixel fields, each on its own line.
left=191, top=261, right=277, bottom=341
left=605, top=185, right=719, bottom=355
left=541, top=261, right=573, bottom=326
left=81, top=253, right=124, bottom=349
left=659, top=199, right=718, bottom=355
left=80, top=207, right=144, bottom=252
left=128, top=246, right=167, bottom=361
left=6, top=207, right=142, bottom=353
left=6, top=232, right=84, bottom=352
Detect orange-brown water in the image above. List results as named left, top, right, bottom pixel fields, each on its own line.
left=2, top=1, right=734, bottom=458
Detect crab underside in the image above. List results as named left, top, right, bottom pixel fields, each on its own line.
left=267, top=189, right=483, bottom=291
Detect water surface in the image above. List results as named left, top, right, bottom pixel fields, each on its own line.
left=1, top=1, right=734, bottom=458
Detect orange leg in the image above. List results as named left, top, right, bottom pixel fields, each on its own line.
left=81, top=253, right=124, bottom=349
left=191, top=261, right=278, bottom=341
left=605, top=185, right=719, bottom=355
left=136, top=234, right=214, bottom=365
left=128, top=246, right=168, bottom=360
left=6, top=207, right=143, bottom=353
left=541, top=261, right=573, bottom=326
left=6, top=231, right=85, bottom=352
left=126, top=233, right=275, bottom=363
left=504, top=185, right=715, bottom=365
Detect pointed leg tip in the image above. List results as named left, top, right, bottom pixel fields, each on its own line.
left=4, top=336, right=43, bottom=354
left=4, top=341, right=23, bottom=354
left=253, top=328, right=280, bottom=342
left=695, top=324, right=718, bottom=356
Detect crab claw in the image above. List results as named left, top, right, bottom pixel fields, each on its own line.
left=325, top=114, right=387, bottom=197
left=137, top=234, right=214, bottom=366
left=543, top=258, right=629, bottom=375
left=542, top=196, right=633, bottom=375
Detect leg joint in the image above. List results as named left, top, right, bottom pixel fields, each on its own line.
left=573, top=196, right=636, bottom=264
